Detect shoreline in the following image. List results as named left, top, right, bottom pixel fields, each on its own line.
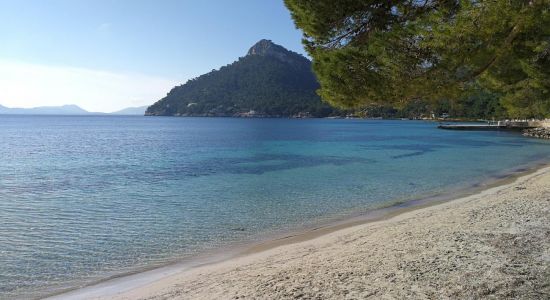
left=45, top=161, right=550, bottom=300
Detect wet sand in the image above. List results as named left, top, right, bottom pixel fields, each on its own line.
left=46, top=164, right=550, bottom=300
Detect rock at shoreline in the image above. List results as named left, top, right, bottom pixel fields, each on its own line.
left=523, top=127, right=550, bottom=139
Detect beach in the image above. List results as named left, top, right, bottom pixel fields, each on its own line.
left=7, top=117, right=549, bottom=299
left=53, top=164, right=549, bottom=299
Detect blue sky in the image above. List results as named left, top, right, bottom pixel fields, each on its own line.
left=0, top=0, right=305, bottom=112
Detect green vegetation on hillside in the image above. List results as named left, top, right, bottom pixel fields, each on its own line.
left=146, top=40, right=340, bottom=117
left=284, top=0, right=550, bottom=118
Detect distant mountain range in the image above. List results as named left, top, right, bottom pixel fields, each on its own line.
left=0, top=104, right=148, bottom=115
left=146, top=39, right=341, bottom=118
left=110, top=106, right=148, bottom=115
left=0, top=104, right=91, bottom=115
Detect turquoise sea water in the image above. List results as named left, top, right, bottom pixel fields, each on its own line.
left=1, top=116, right=549, bottom=299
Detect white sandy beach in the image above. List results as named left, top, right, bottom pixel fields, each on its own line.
left=57, top=165, right=550, bottom=300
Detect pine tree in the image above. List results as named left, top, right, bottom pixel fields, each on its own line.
left=285, top=0, right=550, bottom=118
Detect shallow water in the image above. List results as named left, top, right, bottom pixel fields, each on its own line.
left=0, top=116, right=548, bottom=299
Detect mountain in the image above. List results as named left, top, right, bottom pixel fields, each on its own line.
left=111, top=106, right=148, bottom=115
left=0, top=104, right=91, bottom=115
left=0, top=104, right=150, bottom=115
left=146, top=39, right=338, bottom=117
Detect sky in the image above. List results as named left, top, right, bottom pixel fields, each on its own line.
left=0, top=0, right=306, bottom=112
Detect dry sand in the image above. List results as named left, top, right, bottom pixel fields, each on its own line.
left=90, top=166, right=550, bottom=299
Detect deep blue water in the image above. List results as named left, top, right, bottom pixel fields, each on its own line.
left=0, top=115, right=549, bottom=299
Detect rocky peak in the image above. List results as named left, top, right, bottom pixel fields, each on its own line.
left=246, top=39, right=301, bottom=64
left=247, top=39, right=285, bottom=56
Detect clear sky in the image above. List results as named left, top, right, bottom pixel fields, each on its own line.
left=0, top=0, right=306, bottom=112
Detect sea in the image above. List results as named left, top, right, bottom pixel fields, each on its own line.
left=1, top=115, right=549, bottom=299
